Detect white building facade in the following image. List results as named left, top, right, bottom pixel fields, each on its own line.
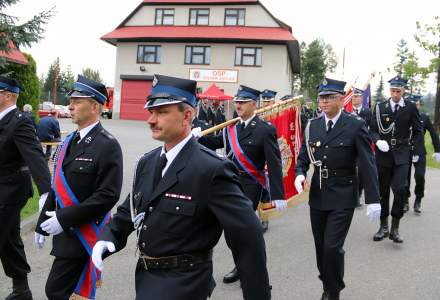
left=102, top=0, right=300, bottom=120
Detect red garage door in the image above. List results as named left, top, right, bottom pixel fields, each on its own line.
left=120, top=80, right=152, bottom=120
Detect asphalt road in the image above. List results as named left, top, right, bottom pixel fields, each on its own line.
left=1, top=118, right=440, bottom=300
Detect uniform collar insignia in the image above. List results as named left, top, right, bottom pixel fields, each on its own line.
left=85, top=136, right=92, bottom=144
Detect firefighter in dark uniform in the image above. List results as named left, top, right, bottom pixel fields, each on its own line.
left=370, top=76, right=424, bottom=243
left=197, top=98, right=210, bottom=123
left=0, top=76, right=51, bottom=300
left=35, top=75, right=123, bottom=299
left=301, top=99, right=317, bottom=134
left=37, top=112, right=61, bottom=159
left=404, top=94, right=440, bottom=213
left=193, top=98, right=212, bottom=132
left=92, top=75, right=271, bottom=300
left=295, top=78, right=381, bottom=300
left=351, top=87, right=372, bottom=206
left=196, top=85, right=286, bottom=284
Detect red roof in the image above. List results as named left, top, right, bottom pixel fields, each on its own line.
left=143, top=0, right=257, bottom=3
left=198, top=83, right=233, bottom=100
left=102, top=26, right=295, bottom=45
left=0, top=41, right=28, bottom=65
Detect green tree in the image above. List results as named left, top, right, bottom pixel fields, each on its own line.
left=300, top=38, right=337, bottom=101
left=0, top=0, right=53, bottom=67
left=402, top=52, right=430, bottom=94
left=41, top=58, right=74, bottom=105
left=81, top=68, right=103, bottom=83
left=414, top=16, right=440, bottom=72
left=374, top=75, right=386, bottom=103
left=393, top=39, right=409, bottom=76
left=0, top=52, right=40, bottom=117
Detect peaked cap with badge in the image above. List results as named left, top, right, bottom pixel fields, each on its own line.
left=261, top=89, right=277, bottom=101
left=145, top=74, right=197, bottom=108
left=317, top=78, right=346, bottom=96
left=0, top=76, right=22, bottom=94
left=67, top=75, right=108, bottom=104
left=388, top=75, right=408, bottom=88
left=353, top=87, right=364, bottom=96
left=234, top=85, right=261, bottom=101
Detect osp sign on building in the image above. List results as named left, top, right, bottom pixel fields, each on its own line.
left=189, top=69, right=238, bottom=83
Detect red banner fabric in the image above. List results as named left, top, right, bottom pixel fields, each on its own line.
left=268, top=106, right=302, bottom=199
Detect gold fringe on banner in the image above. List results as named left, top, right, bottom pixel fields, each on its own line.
left=258, top=183, right=309, bottom=221
left=68, top=280, right=103, bottom=300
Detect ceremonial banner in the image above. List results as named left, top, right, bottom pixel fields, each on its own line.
left=343, top=88, right=353, bottom=112
left=362, top=84, right=371, bottom=108
left=267, top=106, right=302, bottom=199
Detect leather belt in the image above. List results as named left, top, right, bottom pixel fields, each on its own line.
left=321, top=168, right=355, bottom=179
left=389, top=138, right=410, bottom=146
left=139, top=250, right=212, bottom=271
left=0, top=166, right=30, bottom=177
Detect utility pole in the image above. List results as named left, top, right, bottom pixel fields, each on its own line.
left=435, top=41, right=440, bottom=132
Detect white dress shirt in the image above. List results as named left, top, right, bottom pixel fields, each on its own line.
left=0, top=105, right=17, bottom=121
left=160, top=133, right=193, bottom=176
left=324, top=109, right=342, bottom=131
left=239, top=113, right=256, bottom=128
left=389, top=98, right=405, bottom=112
left=76, top=121, right=100, bottom=143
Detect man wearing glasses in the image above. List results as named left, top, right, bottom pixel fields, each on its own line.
left=295, top=78, right=380, bottom=300
left=370, top=76, right=423, bottom=243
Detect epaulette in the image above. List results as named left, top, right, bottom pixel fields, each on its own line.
left=14, top=110, right=24, bottom=119
left=200, top=145, right=225, bottom=161
left=100, top=129, right=115, bottom=140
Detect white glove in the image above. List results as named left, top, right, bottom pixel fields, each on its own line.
left=38, top=192, right=49, bottom=212
left=92, top=241, right=116, bottom=271
left=412, top=155, right=419, bottom=163
left=40, top=211, right=63, bottom=235
left=191, top=127, right=202, bottom=138
left=366, top=203, right=382, bottom=222
left=432, top=153, right=440, bottom=163
left=271, top=200, right=287, bottom=212
left=376, top=140, right=390, bottom=152
left=34, top=233, right=45, bottom=249
left=294, top=175, right=305, bottom=194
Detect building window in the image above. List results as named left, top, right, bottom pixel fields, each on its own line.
left=189, top=8, right=210, bottom=25
left=235, top=47, right=262, bottom=67
left=155, top=8, right=174, bottom=25
left=225, top=8, right=245, bottom=26
left=137, top=45, right=161, bottom=63
left=185, top=46, right=211, bottom=65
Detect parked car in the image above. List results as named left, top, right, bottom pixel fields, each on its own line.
left=38, top=102, right=55, bottom=118
left=55, top=105, right=71, bottom=118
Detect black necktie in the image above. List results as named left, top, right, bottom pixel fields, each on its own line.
left=394, top=104, right=400, bottom=113
left=67, top=132, right=81, bottom=156
left=153, top=153, right=168, bottom=188
left=327, top=120, right=333, bottom=135
left=237, top=122, right=245, bottom=134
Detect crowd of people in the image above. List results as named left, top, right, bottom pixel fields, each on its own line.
left=0, top=72, right=439, bottom=300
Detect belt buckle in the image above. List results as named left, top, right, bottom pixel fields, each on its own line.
left=390, top=138, right=397, bottom=146
left=321, top=169, right=329, bottom=179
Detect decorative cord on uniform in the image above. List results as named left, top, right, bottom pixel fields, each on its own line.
left=304, top=120, right=323, bottom=189
left=375, top=103, right=394, bottom=135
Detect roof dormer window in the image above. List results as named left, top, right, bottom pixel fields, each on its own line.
left=155, top=8, right=174, bottom=25
left=225, top=8, right=245, bottom=26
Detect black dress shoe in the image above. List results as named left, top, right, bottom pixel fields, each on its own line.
left=403, top=202, right=409, bottom=213
left=414, top=201, right=421, bottom=213
left=321, top=291, right=329, bottom=300
left=389, top=217, right=403, bottom=243
left=5, top=289, right=33, bottom=300
left=223, top=267, right=239, bottom=284
left=261, top=221, right=269, bottom=233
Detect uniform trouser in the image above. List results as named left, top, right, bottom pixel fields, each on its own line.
left=310, top=208, right=354, bottom=293
left=378, top=163, right=409, bottom=219
left=45, top=256, right=88, bottom=300
left=406, top=157, right=426, bottom=200
left=0, top=202, right=31, bottom=280
left=239, top=175, right=263, bottom=211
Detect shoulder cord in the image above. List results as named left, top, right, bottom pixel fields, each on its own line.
left=304, top=120, right=323, bottom=189
left=375, top=103, right=394, bottom=135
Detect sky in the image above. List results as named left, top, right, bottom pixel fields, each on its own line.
left=5, top=0, right=440, bottom=93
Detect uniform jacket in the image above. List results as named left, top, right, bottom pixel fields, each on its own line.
left=0, top=108, right=51, bottom=205
left=295, top=112, right=380, bottom=210
left=370, top=99, right=423, bottom=167
left=37, top=115, right=61, bottom=141
left=199, top=115, right=285, bottom=201
left=192, top=117, right=211, bottom=132
left=36, top=123, right=123, bottom=258
left=198, top=105, right=210, bottom=123
left=352, top=106, right=372, bottom=128
left=213, top=106, right=226, bottom=126
left=412, top=112, right=440, bottom=156
left=99, top=138, right=271, bottom=300
left=300, top=107, right=316, bottom=133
